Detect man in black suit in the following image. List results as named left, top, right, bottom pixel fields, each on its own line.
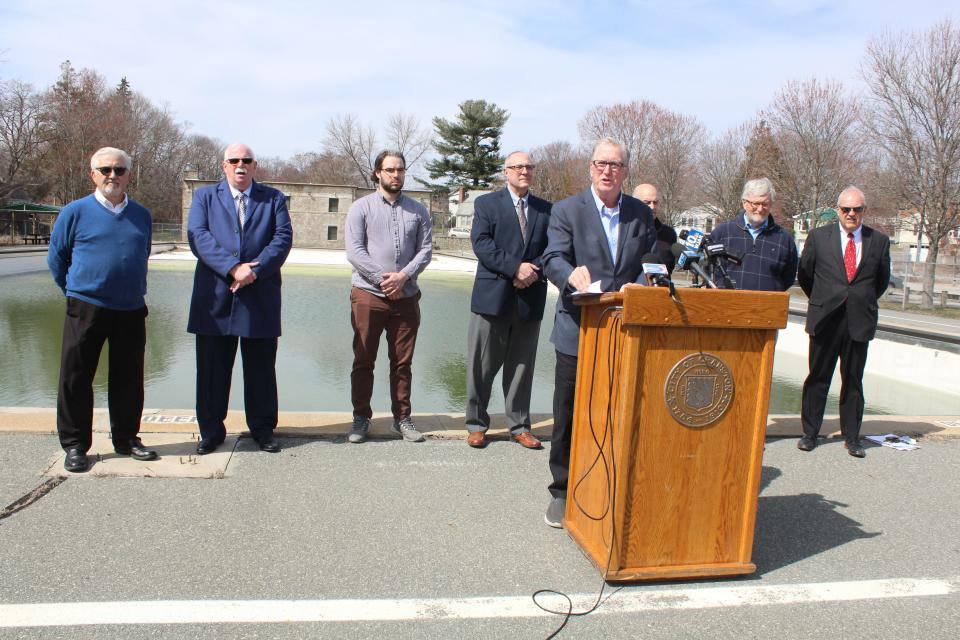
left=797, top=186, right=891, bottom=458
left=632, top=183, right=678, bottom=272
left=465, top=151, right=552, bottom=449
left=542, top=137, right=658, bottom=527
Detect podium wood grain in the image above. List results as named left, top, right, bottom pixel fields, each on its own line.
left=565, top=286, right=789, bottom=581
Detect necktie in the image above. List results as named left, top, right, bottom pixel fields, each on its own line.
left=844, top=232, right=856, bottom=282
left=516, top=199, right=527, bottom=242
left=237, top=194, right=246, bottom=227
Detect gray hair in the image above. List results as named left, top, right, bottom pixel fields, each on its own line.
left=591, top=137, right=630, bottom=167
left=503, top=150, right=532, bottom=167
left=90, top=147, right=132, bottom=170
left=837, top=185, right=867, bottom=206
left=741, top=177, right=776, bottom=202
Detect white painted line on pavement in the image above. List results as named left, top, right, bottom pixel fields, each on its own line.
left=0, top=577, right=956, bottom=628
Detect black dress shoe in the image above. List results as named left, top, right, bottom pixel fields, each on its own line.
left=797, top=436, right=817, bottom=451
left=845, top=440, right=866, bottom=458
left=114, top=437, right=158, bottom=461
left=64, top=448, right=89, bottom=473
left=256, top=436, right=280, bottom=453
left=196, top=438, right=223, bottom=455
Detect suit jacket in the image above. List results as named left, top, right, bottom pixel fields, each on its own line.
left=187, top=180, right=293, bottom=338
left=654, top=217, right=678, bottom=273
left=543, top=188, right=657, bottom=356
left=469, top=188, right=552, bottom=321
left=797, top=223, right=890, bottom=342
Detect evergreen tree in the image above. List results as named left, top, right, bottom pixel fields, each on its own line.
left=422, top=99, right=508, bottom=190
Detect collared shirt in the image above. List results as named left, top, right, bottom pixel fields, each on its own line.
left=507, top=185, right=529, bottom=212
left=743, top=213, right=768, bottom=240
left=345, top=191, right=433, bottom=298
left=93, top=188, right=128, bottom=215
left=591, top=187, right=621, bottom=263
left=840, top=223, right=863, bottom=268
left=227, top=183, right=252, bottom=216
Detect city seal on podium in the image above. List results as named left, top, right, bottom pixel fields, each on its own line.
left=664, top=353, right=735, bottom=428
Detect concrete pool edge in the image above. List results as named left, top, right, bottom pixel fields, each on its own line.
left=1, top=407, right=958, bottom=441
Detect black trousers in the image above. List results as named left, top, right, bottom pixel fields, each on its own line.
left=800, top=305, right=870, bottom=443
left=56, top=297, right=146, bottom=452
left=549, top=350, right=578, bottom=499
left=195, top=334, right=278, bottom=442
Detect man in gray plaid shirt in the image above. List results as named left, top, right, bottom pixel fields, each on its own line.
left=706, top=177, right=798, bottom=291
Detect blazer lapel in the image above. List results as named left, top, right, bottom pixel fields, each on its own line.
left=218, top=182, right=238, bottom=226
left=854, top=225, right=873, bottom=281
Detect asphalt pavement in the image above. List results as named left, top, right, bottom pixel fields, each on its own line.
left=1, top=433, right=958, bottom=639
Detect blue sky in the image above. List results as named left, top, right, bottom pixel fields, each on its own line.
left=1, top=1, right=956, bottom=162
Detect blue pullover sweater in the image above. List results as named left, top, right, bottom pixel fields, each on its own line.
left=47, top=194, right=152, bottom=310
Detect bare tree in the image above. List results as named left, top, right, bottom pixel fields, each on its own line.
left=766, top=78, right=861, bottom=226
left=322, top=114, right=376, bottom=187
left=646, top=111, right=708, bottom=226
left=181, top=134, right=224, bottom=181
left=528, top=140, right=589, bottom=202
left=385, top=112, right=433, bottom=170
left=862, top=20, right=960, bottom=308
left=698, top=121, right=753, bottom=221
left=578, top=100, right=660, bottom=186
left=0, top=79, right=49, bottom=198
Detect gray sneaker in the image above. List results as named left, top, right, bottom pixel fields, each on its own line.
left=348, top=416, right=370, bottom=444
left=392, top=416, right=425, bottom=443
left=545, top=497, right=566, bottom=528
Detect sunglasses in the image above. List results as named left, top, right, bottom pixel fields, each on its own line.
left=226, top=157, right=255, bottom=165
left=839, top=206, right=864, bottom=214
left=94, top=166, right=127, bottom=177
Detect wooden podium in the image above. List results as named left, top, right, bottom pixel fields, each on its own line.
left=565, top=285, right=789, bottom=582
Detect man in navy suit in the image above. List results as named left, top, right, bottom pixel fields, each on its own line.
left=797, top=186, right=890, bottom=458
left=542, top=137, right=658, bottom=527
left=465, top=151, right=552, bottom=449
left=187, top=142, right=293, bottom=455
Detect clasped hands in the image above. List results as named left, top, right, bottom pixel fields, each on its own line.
left=380, top=271, right=409, bottom=300
left=229, top=261, right=260, bottom=293
left=513, top=262, right=540, bottom=289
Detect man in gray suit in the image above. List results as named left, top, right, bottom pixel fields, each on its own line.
left=542, top=137, right=658, bottom=527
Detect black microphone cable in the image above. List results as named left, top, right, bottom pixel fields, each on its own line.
left=533, top=304, right=628, bottom=638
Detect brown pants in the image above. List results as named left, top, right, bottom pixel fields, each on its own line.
left=350, top=287, right=421, bottom=421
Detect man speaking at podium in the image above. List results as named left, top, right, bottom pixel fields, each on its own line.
left=541, top=137, right=657, bottom=528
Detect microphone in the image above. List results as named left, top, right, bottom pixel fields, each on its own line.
left=704, top=243, right=743, bottom=266
left=683, top=229, right=704, bottom=252
left=671, top=242, right=718, bottom=289
left=641, top=252, right=677, bottom=298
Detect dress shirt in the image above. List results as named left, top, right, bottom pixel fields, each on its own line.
left=345, top=191, right=433, bottom=298
left=93, top=189, right=128, bottom=215
left=591, top=187, right=621, bottom=263
left=840, top=224, right=863, bottom=268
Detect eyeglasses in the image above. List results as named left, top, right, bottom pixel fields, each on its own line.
left=839, top=206, right=864, bottom=214
left=640, top=199, right=658, bottom=206
left=225, top=157, right=255, bottom=165
left=591, top=160, right=625, bottom=171
left=743, top=199, right=771, bottom=209
left=380, top=167, right=406, bottom=175
left=94, top=166, right=128, bottom=177
left=506, top=164, right=536, bottom=172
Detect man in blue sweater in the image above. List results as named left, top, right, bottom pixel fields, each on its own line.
left=47, top=147, right=156, bottom=473
left=705, top=177, right=798, bottom=292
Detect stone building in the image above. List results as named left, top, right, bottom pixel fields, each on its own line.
left=180, top=170, right=433, bottom=248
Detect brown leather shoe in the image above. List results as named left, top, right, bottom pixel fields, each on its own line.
left=467, top=431, right=487, bottom=448
left=512, top=432, right=542, bottom=449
